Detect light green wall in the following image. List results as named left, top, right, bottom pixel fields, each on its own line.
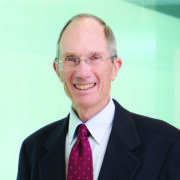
left=0, top=0, right=180, bottom=179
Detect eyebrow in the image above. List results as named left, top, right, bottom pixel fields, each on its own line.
left=61, top=51, right=106, bottom=57
left=61, top=52, right=77, bottom=57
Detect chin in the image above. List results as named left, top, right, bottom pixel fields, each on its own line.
left=74, top=98, right=96, bottom=108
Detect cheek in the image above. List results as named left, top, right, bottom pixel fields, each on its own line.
left=63, top=78, right=73, bottom=99
left=98, top=70, right=112, bottom=88
left=63, top=73, right=74, bottom=92
left=101, top=66, right=114, bottom=81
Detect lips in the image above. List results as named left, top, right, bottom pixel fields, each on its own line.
left=74, top=83, right=96, bottom=90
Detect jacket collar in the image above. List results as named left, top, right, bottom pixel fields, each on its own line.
left=113, top=99, right=141, bottom=150
left=98, top=99, right=141, bottom=180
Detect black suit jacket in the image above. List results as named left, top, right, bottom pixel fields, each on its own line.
left=17, top=100, right=180, bottom=180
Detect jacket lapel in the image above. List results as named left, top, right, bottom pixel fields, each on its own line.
left=39, top=116, right=69, bottom=180
left=98, top=100, right=141, bottom=180
left=38, top=99, right=141, bottom=180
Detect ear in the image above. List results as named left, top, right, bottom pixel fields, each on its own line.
left=111, top=58, right=122, bottom=81
left=53, top=60, right=64, bottom=82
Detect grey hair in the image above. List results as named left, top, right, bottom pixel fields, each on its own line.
left=55, top=13, right=118, bottom=62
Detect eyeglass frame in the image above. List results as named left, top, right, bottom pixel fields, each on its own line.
left=54, top=54, right=117, bottom=71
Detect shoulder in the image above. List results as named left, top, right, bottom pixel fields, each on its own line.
left=132, top=112, right=180, bottom=140
left=113, top=99, right=180, bottom=142
left=23, top=116, right=68, bottom=148
left=132, top=113, right=180, bottom=178
left=130, top=113, right=180, bottom=155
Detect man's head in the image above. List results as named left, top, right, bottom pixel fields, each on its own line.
left=56, top=14, right=118, bottom=61
left=54, top=14, right=122, bottom=121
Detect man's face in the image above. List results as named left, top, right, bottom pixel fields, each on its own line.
left=57, top=18, right=121, bottom=112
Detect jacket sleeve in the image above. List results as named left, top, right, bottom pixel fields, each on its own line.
left=17, top=141, right=30, bottom=180
left=159, top=136, right=180, bottom=180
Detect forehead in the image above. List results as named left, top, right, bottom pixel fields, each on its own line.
left=59, top=18, right=108, bottom=56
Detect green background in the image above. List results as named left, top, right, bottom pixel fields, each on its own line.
left=0, top=0, right=180, bottom=179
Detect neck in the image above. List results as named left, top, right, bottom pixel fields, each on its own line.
left=72, top=98, right=111, bottom=122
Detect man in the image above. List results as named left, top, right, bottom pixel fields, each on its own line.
left=17, top=14, right=180, bottom=180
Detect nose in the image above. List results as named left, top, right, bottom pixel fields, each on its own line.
left=74, top=59, right=91, bottom=79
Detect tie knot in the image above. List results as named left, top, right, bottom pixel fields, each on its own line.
left=78, top=124, right=88, bottom=139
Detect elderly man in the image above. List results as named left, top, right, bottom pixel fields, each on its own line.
left=17, top=14, right=180, bottom=180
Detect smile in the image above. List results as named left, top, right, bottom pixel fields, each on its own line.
left=74, top=83, right=96, bottom=90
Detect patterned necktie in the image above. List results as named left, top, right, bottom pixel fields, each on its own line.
left=67, top=124, right=93, bottom=180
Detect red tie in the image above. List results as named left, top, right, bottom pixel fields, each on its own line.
left=67, top=124, right=93, bottom=180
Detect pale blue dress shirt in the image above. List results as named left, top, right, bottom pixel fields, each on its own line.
left=65, top=98, right=115, bottom=180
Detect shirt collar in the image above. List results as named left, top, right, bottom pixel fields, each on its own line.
left=68, top=98, right=115, bottom=145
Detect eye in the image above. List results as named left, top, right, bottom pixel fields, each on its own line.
left=90, top=55, right=101, bottom=61
left=65, top=56, right=78, bottom=63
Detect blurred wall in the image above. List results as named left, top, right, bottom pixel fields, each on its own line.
left=0, top=0, right=180, bottom=179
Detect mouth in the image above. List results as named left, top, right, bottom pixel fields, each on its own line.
left=74, top=83, right=96, bottom=90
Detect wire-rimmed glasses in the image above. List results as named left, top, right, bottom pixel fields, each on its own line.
left=55, top=54, right=116, bottom=71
